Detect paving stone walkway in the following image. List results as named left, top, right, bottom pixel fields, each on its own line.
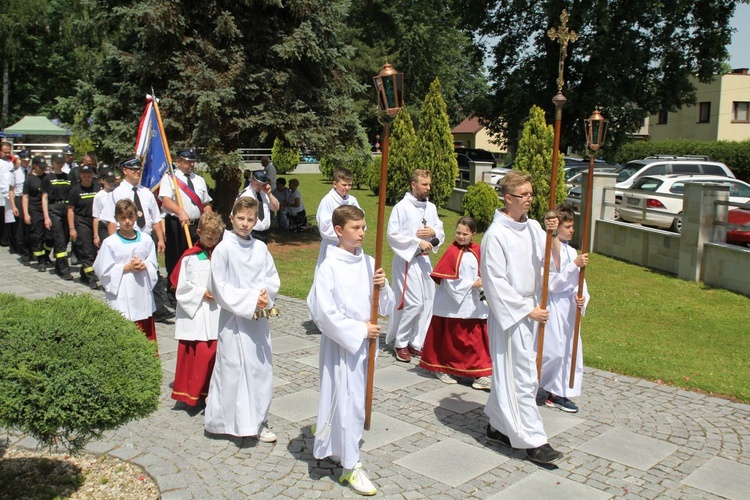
left=2, top=249, right=749, bottom=499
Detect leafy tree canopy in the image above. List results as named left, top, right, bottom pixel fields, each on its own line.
left=460, top=0, right=738, bottom=157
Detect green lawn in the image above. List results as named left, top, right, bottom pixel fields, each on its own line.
left=264, top=173, right=749, bottom=403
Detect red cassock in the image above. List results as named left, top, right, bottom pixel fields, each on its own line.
left=419, top=242, right=493, bottom=378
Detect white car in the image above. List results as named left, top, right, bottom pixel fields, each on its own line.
left=618, top=175, right=750, bottom=233
left=612, top=156, right=735, bottom=203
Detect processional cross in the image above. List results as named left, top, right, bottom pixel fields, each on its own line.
left=547, top=10, right=579, bottom=93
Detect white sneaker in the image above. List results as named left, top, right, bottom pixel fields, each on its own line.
left=435, top=371, right=457, bottom=384
left=472, top=376, right=491, bottom=391
left=258, top=424, right=277, bottom=443
left=339, top=462, right=377, bottom=496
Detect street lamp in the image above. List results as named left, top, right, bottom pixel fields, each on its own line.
left=365, top=62, right=404, bottom=431
left=569, top=107, right=609, bottom=389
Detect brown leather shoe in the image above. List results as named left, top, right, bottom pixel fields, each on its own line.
left=395, top=347, right=411, bottom=363
left=407, top=345, right=422, bottom=357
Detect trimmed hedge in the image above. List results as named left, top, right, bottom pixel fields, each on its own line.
left=0, top=293, right=161, bottom=452
left=615, top=140, right=750, bottom=182
left=463, top=181, right=502, bottom=232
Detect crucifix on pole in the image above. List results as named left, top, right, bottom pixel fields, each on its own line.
left=536, top=10, right=578, bottom=380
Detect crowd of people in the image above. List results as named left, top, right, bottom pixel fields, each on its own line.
left=0, top=143, right=590, bottom=496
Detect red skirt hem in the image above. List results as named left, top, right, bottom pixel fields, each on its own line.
left=419, top=316, right=492, bottom=378
left=171, top=339, right=217, bottom=406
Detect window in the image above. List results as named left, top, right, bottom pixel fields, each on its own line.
left=657, top=109, right=668, bottom=124
left=733, top=102, right=749, bottom=122
left=644, top=164, right=667, bottom=176
left=702, top=164, right=729, bottom=176
left=671, top=163, right=700, bottom=174
left=698, top=102, right=711, bottom=123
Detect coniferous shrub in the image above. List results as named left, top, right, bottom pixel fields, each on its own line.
left=318, top=145, right=373, bottom=189
left=271, top=138, right=300, bottom=174
left=463, top=181, right=502, bottom=232
left=386, top=109, right=420, bottom=204
left=0, top=293, right=161, bottom=452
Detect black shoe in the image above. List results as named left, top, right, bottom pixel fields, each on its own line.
left=59, top=271, right=74, bottom=281
left=37, top=262, right=47, bottom=272
left=486, top=425, right=512, bottom=447
left=153, top=308, right=175, bottom=323
left=526, top=443, right=564, bottom=464
left=20, top=256, right=31, bottom=266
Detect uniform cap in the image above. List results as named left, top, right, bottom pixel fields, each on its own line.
left=32, top=155, right=47, bottom=166
left=62, top=145, right=75, bottom=154
left=120, top=158, right=142, bottom=170
left=252, top=170, right=269, bottom=184
left=176, top=148, right=197, bottom=161
left=80, top=164, right=95, bottom=173
left=99, top=167, right=116, bottom=182
left=18, top=150, right=31, bottom=159
left=51, top=153, right=65, bottom=162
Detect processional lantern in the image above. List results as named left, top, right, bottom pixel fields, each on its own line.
left=372, top=63, right=404, bottom=117
left=584, top=108, right=609, bottom=152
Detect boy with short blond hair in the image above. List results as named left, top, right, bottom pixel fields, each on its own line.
left=205, top=197, right=280, bottom=443
left=308, top=204, right=394, bottom=496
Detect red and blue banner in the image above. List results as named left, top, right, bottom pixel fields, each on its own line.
left=135, top=96, right=169, bottom=190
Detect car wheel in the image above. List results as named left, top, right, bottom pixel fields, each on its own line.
left=671, top=214, right=683, bottom=233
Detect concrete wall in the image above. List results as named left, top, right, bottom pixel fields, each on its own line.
left=702, top=243, right=750, bottom=296
left=594, top=220, right=681, bottom=275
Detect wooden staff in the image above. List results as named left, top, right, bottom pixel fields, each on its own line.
left=536, top=94, right=565, bottom=380
left=365, top=120, right=390, bottom=431
left=536, top=10, right=578, bottom=379
left=152, top=96, right=192, bottom=248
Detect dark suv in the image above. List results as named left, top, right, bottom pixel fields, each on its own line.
left=454, top=147, right=497, bottom=168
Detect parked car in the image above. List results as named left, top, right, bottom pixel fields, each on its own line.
left=454, top=147, right=497, bottom=169
left=565, top=167, right=619, bottom=211
left=618, top=174, right=750, bottom=233
left=727, top=208, right=750, bottom=247
left=612, top=155, right=735, bottom=204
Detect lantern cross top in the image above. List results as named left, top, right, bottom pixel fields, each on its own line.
left=547, top=10, right=579, bottom=93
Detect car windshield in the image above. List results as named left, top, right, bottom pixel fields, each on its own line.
left=614, top=164, right=641, bottom=183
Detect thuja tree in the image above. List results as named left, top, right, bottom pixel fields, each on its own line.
left=416, top=78, right=458, bottom=209
left=514, top=105, right=565, bottom=222
left=385, top=109, right=420, bottom=204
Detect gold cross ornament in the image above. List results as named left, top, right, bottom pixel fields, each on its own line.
left=547, top=10, right=579, bottom=93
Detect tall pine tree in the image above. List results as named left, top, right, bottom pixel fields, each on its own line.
left=416, top=78, right=457, bottom=209
left=514, top=105, right=565, bottom=222
left=386, top=109, right=420, bottom=205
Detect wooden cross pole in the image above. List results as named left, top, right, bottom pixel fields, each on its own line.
left=536, top=10, right=578, bottom=380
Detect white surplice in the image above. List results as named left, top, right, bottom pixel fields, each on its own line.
left=314, top=188, right=362, bottom=269
left=385, top=192, right=444, bottom=349
left=93, top=231, right=158, bottom=321
left=174, top=251, right=220, bottom=341
left=204, top=230, right=280, bottom=437
left=307, top=245, right=395, bottom=469
left=480, top=209, right=550, bottom=449
left=432, top=251, right=488, bottom=320
left=540, top=241, right=590, bottom=398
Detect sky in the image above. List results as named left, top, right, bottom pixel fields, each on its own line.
left=728, top=3, right=750, bottom=69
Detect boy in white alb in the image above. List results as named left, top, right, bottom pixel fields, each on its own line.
left=93, top=198, right=159, bottom=342
left=308, top=205, right=394, bottom=496
left=541, top=204, right=589, bottom=413
left=170, top=212, right=225, bottom=407
left=205, top=197, right=280, bottom=443
left=481, top=170, right=563, bottom=464
left=314, top=167, right=361, bottom=269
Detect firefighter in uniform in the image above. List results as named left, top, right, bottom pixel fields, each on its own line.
left=67, top=164, right=101, bottom=288
left=42, top=153, right=74, bottom=280
left=23, top=156, right=53, bottom=271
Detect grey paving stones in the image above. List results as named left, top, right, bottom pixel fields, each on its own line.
left=360, top=411, right=422, bottom=452
left=486, top=470, right=615, bottom=499
left=373, top=364, right=426, bottom=392
left=269, top=388, right=319, bottom=422
left=681, top=456, right=750, bottom=499
left=394, top=438, right=508, bottom=487
left=577, top=429, right=679, bottom=470
left=272, top=335, right=318, bottom=354
left=415, top=383, right=489, bottom=414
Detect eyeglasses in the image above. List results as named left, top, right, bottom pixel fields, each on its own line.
left=507, top=192, right=534, bottom=199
